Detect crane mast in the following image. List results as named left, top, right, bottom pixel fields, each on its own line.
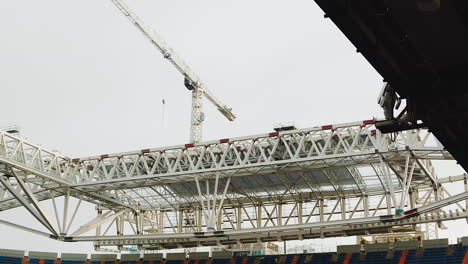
left=109, top=0, right=236, bottom=143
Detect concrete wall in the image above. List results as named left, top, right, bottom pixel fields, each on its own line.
left=167, top=253, right=187, bottom=260
left=61, top=253, right=88, bottom=261
left=91, top=254, right=117, bottom=261
left=394, top=241, right=419, bottom=251
left=144, top=254, right=163, bottom=261
left=189, top=252, right=209, bottom=259
left=212, top=252, right=232, bottom=259
left=461, top=237, right=468, bottom=246
left=121, top=254, right=141, bottom=261
left=423, top=238, right=448, bottom=248
left=29, top=251, right=57, bottom=260
left=337, top=245, right=361, bottom=254
left=364, top=243, right=389, bottom=252
left=0, top=249, right=23, bottom=258
left=0, top=236, right=461, bottom=261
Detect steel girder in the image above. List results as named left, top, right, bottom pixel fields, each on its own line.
left=1, top=119, right=466, bottom=251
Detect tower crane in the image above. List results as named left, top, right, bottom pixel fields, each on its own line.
left=109, top=0, right=236, bottom=143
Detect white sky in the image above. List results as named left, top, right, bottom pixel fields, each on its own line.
left=0, top=0, right=466, bottom=255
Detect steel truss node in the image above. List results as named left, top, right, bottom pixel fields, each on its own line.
left=0, top=120, right=467, bottom=250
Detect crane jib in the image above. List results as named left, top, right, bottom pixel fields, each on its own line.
left=109, top=0, right=236, bottom=143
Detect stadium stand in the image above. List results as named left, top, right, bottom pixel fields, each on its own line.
left=1, top=238, right=468, bottom=264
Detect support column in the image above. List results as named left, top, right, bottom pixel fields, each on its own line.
left=158, top=209, right=164, bottom=233
left=465, top=176, right=468, bottom=212
left=363, top=195, right=369, bottom=218
left=257, top=203, right=262, bottom=228
left=62, top=189, right=70, bottom=236
left=319, top=199, right=325, bottom=222
left=178, top=209, right=183, bottom=233
left=409, top=189, right=416, bottom=209
left=297, top=201, right=303, bottom=224
left=216, top=208, right=222, bottom=230
left=96, top=209, right=102, bottom=236
left=119, top=214, right=125, bottom=235
left=195, top=176, right=230, bottom=231
left=116, top=214, right=121, bottom=235
left=386, top=192, right=392, bottom=215
left=341, top=197, right=346, bottom=220
left=278, top=203, right=283, bottom=226
left=379, top=157, right=398, bottom=214
left=197, top=207, right=202, bottom=232
left=236, top=205, right=242, bottom=230
left=399, top=159, right=416, bottom=213
left=138, top=211, right=144, bottom=234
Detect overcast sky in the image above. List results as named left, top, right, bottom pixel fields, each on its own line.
left=0, top=0, right=466, bottom=255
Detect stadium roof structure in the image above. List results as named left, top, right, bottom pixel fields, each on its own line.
left=0, top=119, right=467, bottom=251
left=313, top=0, right=468, bottom=171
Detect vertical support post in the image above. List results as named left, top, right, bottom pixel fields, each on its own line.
left=158, top=209, right=164, bottom=233
left=363, top=195, right=369, bottom=218
left=409, top=189, right=416, bottom=209
left=206, top=180, right=213, bottom=230
left=278, top=203, right=283, bottom=226
left=319, top=199, right=325, bottom=222
left=140, top=211, right=144, bottom=234
left=197, top=207, right=202, bottom=232
left=96, top=209, right=102, bottom=237
left=208, top=175, right=220, bottom=230
left=297, top=201, right=303, bottom=224
left=116, top=213, right=121, bottom=235
left=236, top=205, right=242, bottom=230
left=195, top=177, right=209, bottom=227
left=257, top=203, right=262, bottom=228
left=136, top=211, right=144, bottom=234
left=134, top=211, right=140, bottom=235
left=379, top=157, right=398, bottom=214
left=62, top=189, right=70, bottom=235
left=465, top=175, right=468, bottom=212
left=52, top=198, right=62, bottom=234
left=386, top=192, right=392, bottom=215
left=215, top=177, right=231, bottom=230
left=178, top=209, right=183, bottom=233
left=216, top=208, right=222, bottom=230
left=341, top=197, right=346, bottom=220
left=399, top=159, right=416, bottom=212
left=119, top=214, right=125, bottom=235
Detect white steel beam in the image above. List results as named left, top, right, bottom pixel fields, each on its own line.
left=69, top=195, right=468, bottom=247
left=0, top=219, right=54, bottom=238
left=61, top=121, right=448, bottom=190
left=70, top=210, right=129, bottom=237
left=0, top=121, right=463, bottom=249
left=0, top=175, right=59, bottom=236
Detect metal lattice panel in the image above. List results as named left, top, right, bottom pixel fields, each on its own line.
left=0, top=119, right=466, bottom=251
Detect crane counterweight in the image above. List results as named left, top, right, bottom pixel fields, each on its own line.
left=184, top=78, right=196, bottom=91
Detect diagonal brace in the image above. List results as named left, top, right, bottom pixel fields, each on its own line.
left=0, top=175, right=59, bottom=236
left=70, top=209, right=128, bottom=237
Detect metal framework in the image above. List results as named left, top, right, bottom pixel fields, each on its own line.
left=0, top=119, right=467, bottom=251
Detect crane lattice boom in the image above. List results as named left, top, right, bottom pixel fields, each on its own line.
left=109, top=0, right=236, bottom=143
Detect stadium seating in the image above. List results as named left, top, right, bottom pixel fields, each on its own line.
left=1, top=240, right=468, bottom=264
